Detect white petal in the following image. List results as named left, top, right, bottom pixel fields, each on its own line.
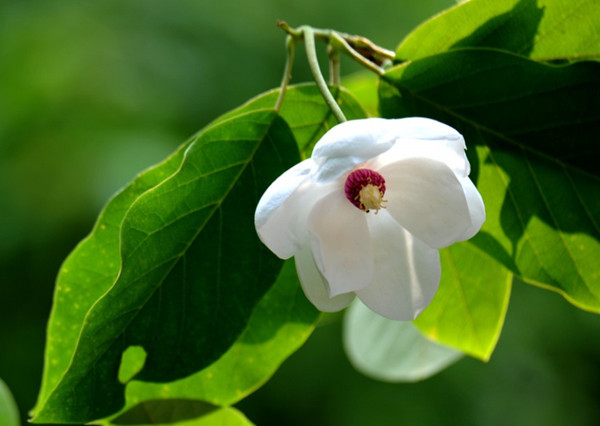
left=363, top=117, right=469, bottom=177
left=384, top=117, right=464, bottom=148
left=255, top=159, right=337, bottom=259
left=357, top=211, right=441, bottom=320
left=366, top=139, right=470, bottom=178
left=380, top=157, right=474, bottom=249
left=454, top=176, right=486, bottom=241
left=307, top=190, right=373, bottom=296
left=294, top=245, right=355, bottom=312
left=255, top=159, right=312, bottom=230
left=311, top=117, right=467, bottom=183
left=310, top=118, right=397, bottom=183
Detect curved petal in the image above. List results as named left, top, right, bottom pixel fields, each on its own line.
left=366, top=139, right=470, bottom=178
left=380, top=157, right=474, bottom=249
left=454, top=176, right=486, bottom=242
left=255, top=159, right=312, bottom=230
left=294, top=245, right=355, bottom=312
left=311, top=117, right=468, bottom=183
left=364, top=116, right=469, bottom=178
left=384, top=117, right=465, bottom=149
left=310, top=118, right=397, bottom=183
left=356, top=211, right=441, bottom=320
left=308, top=190, right=373, bottom=296
left=255, top=159, right=337, bottom=259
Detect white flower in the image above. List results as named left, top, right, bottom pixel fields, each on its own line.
left=255, top=117, right=485, bottom=320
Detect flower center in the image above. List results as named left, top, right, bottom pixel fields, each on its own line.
left=344, top=169, right=387, bottom=213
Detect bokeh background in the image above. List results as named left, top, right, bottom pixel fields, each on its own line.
left=1, top=0, right=599, bottom=425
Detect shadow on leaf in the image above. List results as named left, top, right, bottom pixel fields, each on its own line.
left=450, top=0, right=544, bottom=57
left=110, top=399, right=218, bottom=425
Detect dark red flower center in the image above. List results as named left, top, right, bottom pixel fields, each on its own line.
left=344, top=169, right=387, bottom=213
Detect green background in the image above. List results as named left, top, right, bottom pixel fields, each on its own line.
left=1, top=0, right=599, bottom=424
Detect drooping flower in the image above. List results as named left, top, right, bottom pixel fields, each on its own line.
left=255, top=117, right=485, bottom=320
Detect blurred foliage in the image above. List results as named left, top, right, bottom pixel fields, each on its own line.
left=2, top=0, right=599, bottom=425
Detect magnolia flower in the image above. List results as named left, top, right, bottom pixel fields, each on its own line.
left=255, top=117, right=485, bottom=320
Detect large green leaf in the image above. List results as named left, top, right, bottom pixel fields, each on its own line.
left=414, top=241, right=512, bottom=360
left=396, top=0, right=600, bottom=62
left=343, top=300, right=463, bottom=382
left=32, top=109, right=299, bottom=423
left=379, top=48, right=600, bottom=313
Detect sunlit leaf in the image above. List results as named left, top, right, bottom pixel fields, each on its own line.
left=342, top=72, right=379, bottom=118
left=414, top=242, right=512, bottom=360
left=344, top=301, right=463, bottom=382
left=0, top=379, right=19, bottom=426
left=32, top=109, right=299, bottom=423
left=118, top=346, right=148, bottom=385
left=379, top=48, right=600, bottom=314
left=396, top=0, right=600, bottom=62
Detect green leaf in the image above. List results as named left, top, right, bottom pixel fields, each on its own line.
left=343, top=300, right=463, bottom=382
left=379, top=48, right=600, bottom=313
left=342, top=72, right=380, bottom=118
left=0, top=379, right=19, bottom=426
left=105, top=401, right=252, bottom=426
left=220, top=83, right=367, bottom=156
left=104, top=260, right=318, bottom=421
left=413, top=242, right=512, bottom=360
left=32, top=109, right=300, bottom=423
left=396, top=0, right=600, bottom=62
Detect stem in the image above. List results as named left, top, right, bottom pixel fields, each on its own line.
left=330, top=32, right=386, bottom=75
left=278, top=21, right=395, bottom=72
left=275, top=35, right=295, bottom=112
left=328, top=44, right=340, bottom=86
left=303, top=26, right=347, bottom=123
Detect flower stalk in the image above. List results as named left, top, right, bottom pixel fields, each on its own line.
left=275, top=21, right=395, bottom=122
left=303, top=25, right=347, bottom=123
left=275, top=35, right=295, bottom=113
left=276, top=21, right=395, bottom=72
left=327, top=44, right=341, bottom=86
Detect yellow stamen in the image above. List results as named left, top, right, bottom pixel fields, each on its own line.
left=358, top=184, right=387, bottom=213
